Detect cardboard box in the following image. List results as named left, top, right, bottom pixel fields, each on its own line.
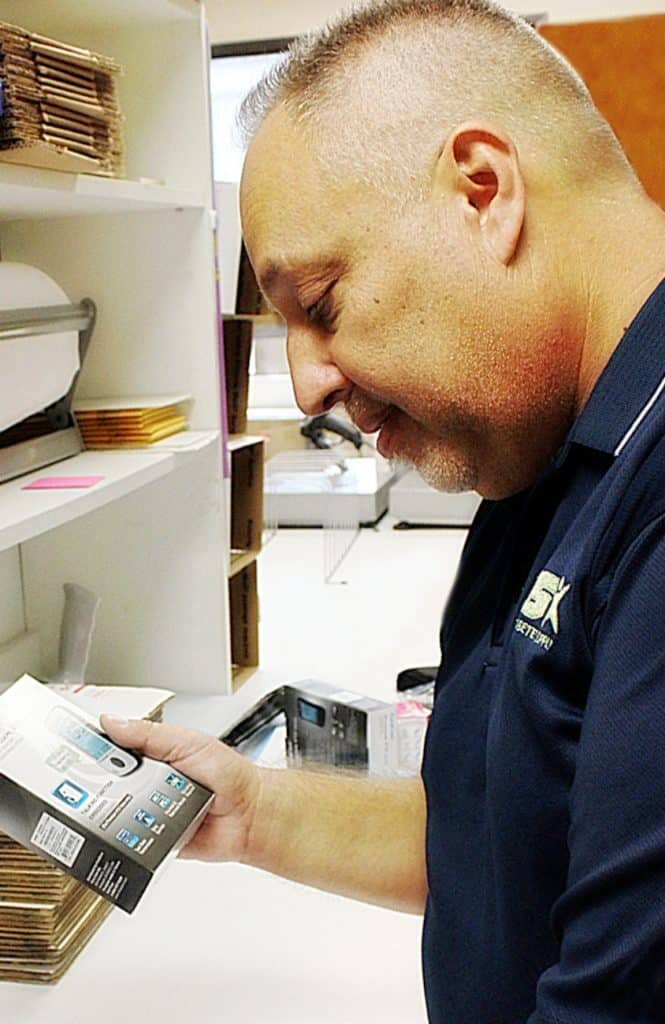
left=229, top=560, right=259, bottom=685
left=223, top=319, right=252, bottom=435
left=229, top=436, right=264, bottom=556
left=0, top=676, right=213, bottom=914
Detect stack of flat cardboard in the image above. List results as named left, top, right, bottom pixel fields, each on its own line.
left=74, top=396, right=190, bottom=448
left=0, top=21, right=123, bottom=177
left=0, top=684, right=173, bottom=983
left=0, top=845, right=112, bottom=983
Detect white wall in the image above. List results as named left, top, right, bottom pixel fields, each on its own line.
left=207, top=0, right=663, bottom=43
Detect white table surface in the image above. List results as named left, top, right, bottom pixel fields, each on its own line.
left=0, top=860, right=427, bottom=1023
left=0, top=523, right=466, bottom=1022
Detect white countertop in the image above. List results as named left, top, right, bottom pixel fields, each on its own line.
left=0, top=859, right=427, bottom=1023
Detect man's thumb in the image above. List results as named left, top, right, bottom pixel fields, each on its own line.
left=99, top=715, right=222, bottom=781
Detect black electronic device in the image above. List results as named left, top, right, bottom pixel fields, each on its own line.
left=396, top=666, right=438, bottom=692
left=300, top=413, right=363, bottom=451
left=220, top=688, right=285, bottom=749
left=220, top=680, right=396, bottom=774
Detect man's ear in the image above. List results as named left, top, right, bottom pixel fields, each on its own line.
left=435, top=121, right=525, bottom=265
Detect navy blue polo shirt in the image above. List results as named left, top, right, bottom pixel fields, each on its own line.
left=421, top=279, right=665, bottom=1024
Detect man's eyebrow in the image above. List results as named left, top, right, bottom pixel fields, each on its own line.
left=259, top=258, right=345, bottom=299
left=257, top=261, right=283, bottom=295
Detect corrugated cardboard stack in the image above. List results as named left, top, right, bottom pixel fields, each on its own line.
left=0, top=840, right=112, bottom=983
left=0, top=21, right=123, bottom=176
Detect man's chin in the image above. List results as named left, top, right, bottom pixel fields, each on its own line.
left=389, top=449, right=478, bottom=495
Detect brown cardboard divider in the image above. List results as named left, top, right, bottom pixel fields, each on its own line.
left=229, top=560, right=259, bottom=686
left=223, top=319, right=252, bottom=435
left=229, top=437, right=264, bottom=555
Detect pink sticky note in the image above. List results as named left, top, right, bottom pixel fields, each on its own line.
left=22, top=475, right=105, bottom=490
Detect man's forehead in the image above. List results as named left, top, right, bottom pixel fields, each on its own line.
left=240, top=105, right=319, bottom=214
left=241, top=179, right=345, bottom=295
left=241, top=118, right=327, bottom=255
left=240, top=110, right=371, bottom=291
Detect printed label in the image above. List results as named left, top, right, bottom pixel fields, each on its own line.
left=31, top=812, right=85, bottom=868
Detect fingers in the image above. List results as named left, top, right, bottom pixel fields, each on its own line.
left=99, top=715, right=250, bottom=801
left=100, top=716, right=210, bottom=764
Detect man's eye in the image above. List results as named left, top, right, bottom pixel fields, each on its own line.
left=305, top=290, right=337, bottom=332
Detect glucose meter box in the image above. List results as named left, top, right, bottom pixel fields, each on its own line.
left=0, top=675, right=213, bottom=913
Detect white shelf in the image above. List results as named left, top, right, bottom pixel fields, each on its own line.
left=0, top=165, right=206, bottom=221
left=147, top=429, right=221, bottom=456
left=0, top=449, right=175, bottom=553
left=0, top=431, right=222, bottom=553
left=227, top=434, right=266, bottom=452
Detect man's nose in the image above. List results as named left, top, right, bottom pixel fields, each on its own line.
left=287, top=331, right=353, bottom=416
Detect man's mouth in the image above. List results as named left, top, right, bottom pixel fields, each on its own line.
left=345, top=398, right=403, bottom=459
left=350, top=406, right=393, bottom=435
left=375, top=408, right=400, bottom=459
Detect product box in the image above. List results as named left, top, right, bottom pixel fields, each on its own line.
left=0, top=676, right=213, bottom=913
left=283, top=680, right=398, bottom=774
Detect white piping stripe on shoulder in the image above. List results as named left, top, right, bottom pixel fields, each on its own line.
left=614, top=373, right=665, bottom=456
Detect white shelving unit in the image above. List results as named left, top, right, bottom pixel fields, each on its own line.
left=0, top=450, right=175, bottom=553
left=0, top=165, right=206, bottom=220
left=0, top=1, right=234, bottom=694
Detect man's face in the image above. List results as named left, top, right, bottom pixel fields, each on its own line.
left=240, top=107, right=578, bottom=499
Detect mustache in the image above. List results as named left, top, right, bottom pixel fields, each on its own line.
left=344, top=388, right=391, bottom=427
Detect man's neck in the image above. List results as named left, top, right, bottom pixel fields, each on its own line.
left=575, top=194, right=665, bottom=414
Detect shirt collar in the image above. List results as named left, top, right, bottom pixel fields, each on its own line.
left=567, top=277, right=665, bottom=457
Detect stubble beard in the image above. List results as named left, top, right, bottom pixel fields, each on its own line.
left=345, top=390, right=478, bottom=494
left=391, top=436, right=478, bottom=494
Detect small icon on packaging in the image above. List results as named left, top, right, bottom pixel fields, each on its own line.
left=134, top=808, right=157, bottom=828
left=150, top=790, right=171, bottom=810
left=53, top=779, right=88, bottom=809
left=116, top=828, right=140, bottom=849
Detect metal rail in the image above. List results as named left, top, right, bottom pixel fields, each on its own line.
left=0, top=301, right=95, bottom=342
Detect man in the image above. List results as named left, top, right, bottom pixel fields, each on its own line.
left=102, top=1, right=665, bottom=1020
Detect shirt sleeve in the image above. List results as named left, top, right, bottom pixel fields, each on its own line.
left=527, top=511, right=665, bottom=1024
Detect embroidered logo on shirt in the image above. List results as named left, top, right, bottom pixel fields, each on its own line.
left=514, top=570, right=571, bottom=650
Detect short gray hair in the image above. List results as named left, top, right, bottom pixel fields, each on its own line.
left=238, top=0, right=587, bottom=135
left=238, top=0, right=633, bottom=197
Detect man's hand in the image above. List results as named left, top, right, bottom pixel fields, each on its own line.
left=101, top=715, right=428, bottom=913
left=100, top=716, right=259, bottom=863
